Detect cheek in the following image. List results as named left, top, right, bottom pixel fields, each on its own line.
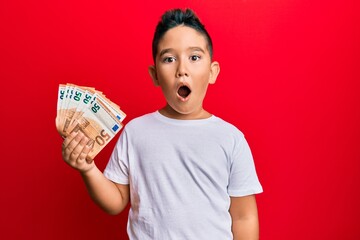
left=192, top=68, right=211, bottom=86
left=156, top=75, right=174, bottom=96
left=157, top=67, right=174, bottom=82
left=192, top=63, right=210, bottom=75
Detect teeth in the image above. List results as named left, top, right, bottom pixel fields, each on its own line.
left=178, top=86, right=191, bottom=98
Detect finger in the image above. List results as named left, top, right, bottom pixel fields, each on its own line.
left=85, top=156, right=93, bottom=164
left=70, top=135, right=87, bottom=161
left=78, top=145, right=94, bottom=164
left=62, top=130, right=78, bottom=148
left=84, top=140, right=95, bottom=163
left=75, top=137, right=92, bottom=163
left=68, top=132, right=87, bottom=160
left=63, top=132, right=84, bottom=161
left=63, top=132, right=80, bottom=158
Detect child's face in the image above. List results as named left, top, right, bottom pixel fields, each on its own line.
left=149, top=25, right=220, bottom=119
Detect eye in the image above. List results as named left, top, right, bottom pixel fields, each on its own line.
left=163, top=56, right=176, bottom=63
left=190, top=55, right=201, bottom=61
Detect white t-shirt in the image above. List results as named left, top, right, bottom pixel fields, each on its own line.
left=104, top=111, right=263, bottom=239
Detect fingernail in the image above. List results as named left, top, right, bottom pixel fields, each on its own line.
left=86, top=157, right=93, bottom=164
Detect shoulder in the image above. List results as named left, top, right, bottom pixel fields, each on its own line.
left=121, top=112, right=159, bottom=136
left=205, top=115, right=249, bottom=153
left=211, top=115, right=245, bottom=138
left=124, top=112, right=156, bottom=127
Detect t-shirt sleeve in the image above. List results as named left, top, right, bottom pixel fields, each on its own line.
left=228, top=135, right=263, bottom=197
left=103, top=128, right=130, bottom=185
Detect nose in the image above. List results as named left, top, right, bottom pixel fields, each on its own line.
left=175, top=59, right=188, bottom=78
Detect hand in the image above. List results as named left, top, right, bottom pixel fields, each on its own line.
left=62, top=130, right=95, bottom=173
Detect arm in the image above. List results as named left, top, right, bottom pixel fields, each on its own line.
left=62, top=131, right=129, bottom=215
left=229, top=195, right=259, bottom=240
left=80, top=167, right=129, bottom=215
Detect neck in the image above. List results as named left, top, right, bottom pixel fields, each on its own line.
left=159, top=104, right=212, bottom=120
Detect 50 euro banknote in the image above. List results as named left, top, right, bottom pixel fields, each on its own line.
left=56, top=83, right=126, bottom=159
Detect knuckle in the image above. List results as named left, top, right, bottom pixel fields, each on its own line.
left=63, top=147, right=72, bottom=157
left=77, top=152, right=85, bottom=160
left=71, top=150, right=79, bottom=158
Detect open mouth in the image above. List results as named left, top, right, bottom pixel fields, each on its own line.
left=177, top=85, right=191, bottom=99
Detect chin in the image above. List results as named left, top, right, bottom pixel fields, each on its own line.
left=164, top=104, right=190, bottom=115
left=173, top=109, right=192, bottom=116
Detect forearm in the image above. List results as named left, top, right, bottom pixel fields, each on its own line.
left=80, top=166, right=127, bottom=215
left=232, top=216, right=259, bottom=240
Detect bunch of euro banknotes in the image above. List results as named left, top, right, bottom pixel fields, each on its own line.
left=56, top=83, right=126, bottom=160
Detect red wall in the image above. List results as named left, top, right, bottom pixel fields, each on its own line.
left=1, top=0, right=359, bottom=239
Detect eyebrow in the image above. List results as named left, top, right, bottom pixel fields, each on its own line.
left=159, top=47, right=206, bottom=57
left=159, top=48, right=174, bottom=57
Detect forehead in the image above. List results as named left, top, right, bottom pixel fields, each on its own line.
left=157, top=25, right=208, bottom=53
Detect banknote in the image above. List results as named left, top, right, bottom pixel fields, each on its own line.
left=56, top=84, right=66, bottom=134
left=56, top=83, right=126, bottom=159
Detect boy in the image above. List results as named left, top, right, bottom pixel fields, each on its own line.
left=62, top=8, right=263, bottom=239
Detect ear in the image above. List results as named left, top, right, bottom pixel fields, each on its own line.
left=148, top=65, right=159, bottom=86
left=209, top=61, right=220, bottom=84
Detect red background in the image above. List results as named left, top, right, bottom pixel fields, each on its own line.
left=1, top=0, right=359, bottom=239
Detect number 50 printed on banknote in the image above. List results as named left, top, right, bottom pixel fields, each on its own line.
left=56, top=83, right=126, bottom=159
